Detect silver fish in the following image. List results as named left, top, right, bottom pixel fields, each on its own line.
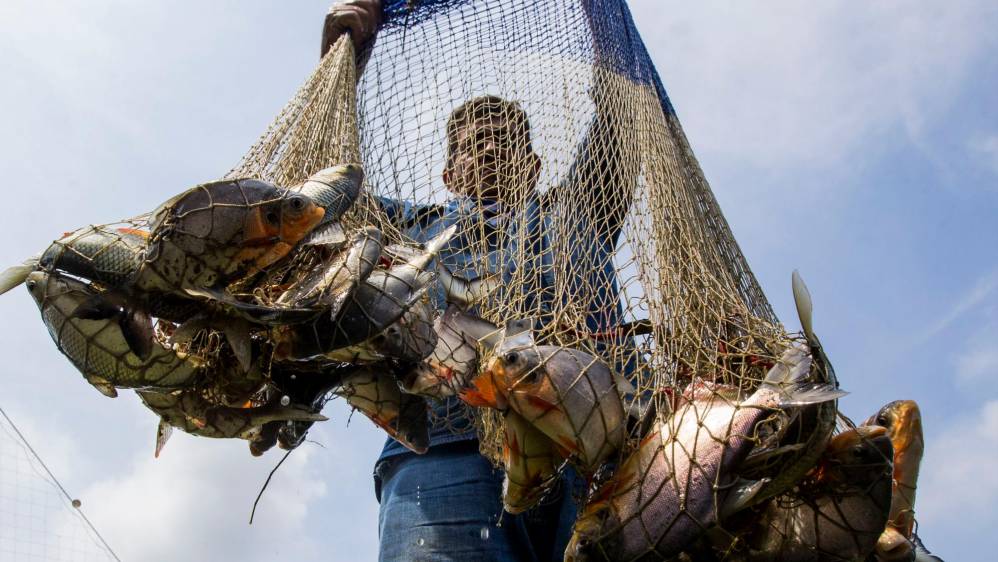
left=333, top=367, right=429, bottom=454
left=470, top=331, right=627, bottom=472
left=139, top=389, right=327, bottom=449
left=400, top=305, right=502, bottom=399
left=566, top=344, right=842, bottom=561
left=25, top=271, right=202, bottom=395
left=276, top=225, right=383, bottom=309
left=502, top=409, right=564, bottom=514
left=289, top=164, right=364, bottom=226
left=736, top=426, right=894, bottom=561
left=274, top=226, right=455, bottom=361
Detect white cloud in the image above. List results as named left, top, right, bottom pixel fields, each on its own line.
left=74, top=434, right=328, bottom=562
left=918, top=401, right=998, bottom=547
left=632, top=1, right=998, bottom=176
left=919, top=269, right=998, bottom=342
left=956, top=346, right=998, bottom=384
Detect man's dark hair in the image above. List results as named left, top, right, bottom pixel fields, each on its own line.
left=445, top=95, right=534, bottom=157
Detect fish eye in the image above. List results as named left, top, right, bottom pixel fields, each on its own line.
left=875, top=414, right=889, bottom=426
left=26, top=280, right=36, bottom=290
left=503, top=351, right=519, bottom=365
left=286, top=195, right=307, bottom=213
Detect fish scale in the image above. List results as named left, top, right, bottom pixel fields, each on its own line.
left=26, top=271, right=203, bottom=392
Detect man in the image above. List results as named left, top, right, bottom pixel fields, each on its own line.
left=322, top=2, right=632, bottom=560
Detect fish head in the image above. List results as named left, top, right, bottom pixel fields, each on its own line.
left=296, top=164, right=364, bottom=222
left=399, top=361, right=457, bottom=399
left=869, top=399, right=924, bottom=460
left=24, top=270, right=52, bottom=304
left=276, top=192, right=326, bottom=244
left=822, top=425, right=893, bottom=487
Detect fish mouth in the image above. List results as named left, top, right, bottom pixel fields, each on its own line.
left=460, top=362, right=505, bottom=409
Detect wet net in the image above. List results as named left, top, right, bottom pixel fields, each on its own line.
left=13, top=0, right=916, bottom=559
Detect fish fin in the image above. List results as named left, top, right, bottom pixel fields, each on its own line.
left=761, top=344, right=843, bottom=405
left=222, top=319, right=253, bottom=372
left=792, top=270, right=815, bottom=344
left=423, top=225, right=458, bottom=256
left=613, top=372, right=636, bottom=397
left=499, top=319, right=535, bottom=352
left=626, top=398, right=658, bottom=440
left=762, top=344, right=812, bottom=387
left=436, top=262, right=501, bottom=307
left=150, top=185, right=200, bottom=231
left=168, top=314, right=209, bottom=345
left=259, top=407, right=328, bottom=424
left=383, top=243, right=421, bottom=262
left=185, top=287, right=318, bottom=324
left=0, top=256, right=39, bottom=296
left=155, top=418, right=173, bottom=458
left=85, top=375, right=118, bottom=398
left=912, top=533, right=944, bottom=562
left=778, top=384, right=848, bottom=406
left=719, top=477, right=770, bottom=520
left=116, top=227, right=150, bottom=239
left=119, top=308, right=154, bottom=360
left=71, top=295, right=120, bottom=321
left=302, top=222, right=347, bottom=247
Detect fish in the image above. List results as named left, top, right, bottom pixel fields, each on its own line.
left=470, top=328, right=628, bottom=472
left=867, top=400, right=925, bottom=553
left=270, top=365, right=347, bottom=451
left=502, top=409, right=565, bottom=514
left=732, top=426, right=894, bottom=561
left=24, top=271, right=203, bottom=394
left=38, top=225, right=147, bottom=288
left=288, top=164, right=364, bottom=226
left=565, top=344, right=842, bottom=561
left=435, top=261, right=501, bottom=308
left=276, top=225, right=383, bottom=309
left=138, top=389, right=327, bottom=445
left=333, top=366, right=429, bottom=454
left=876, top=528, right=915, bottom=562
left=273, top=226, right=455, bottom=361
left=738, top=271, right=845, bottom=507
left=399, top=305, right=502, bottom=399
left=138, top=178, right=325, bottom=292
left=0, top=256, right=41, bottom=296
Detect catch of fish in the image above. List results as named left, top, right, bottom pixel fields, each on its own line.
left=0, top=165, right=944, bottom=561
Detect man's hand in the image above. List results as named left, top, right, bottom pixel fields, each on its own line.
left=321, top=0, right=383, bottom=57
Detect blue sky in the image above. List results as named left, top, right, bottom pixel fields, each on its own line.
left=1, top=1, right=996, bottom=560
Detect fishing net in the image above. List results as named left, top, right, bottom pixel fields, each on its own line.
left=17, top=0, right=882, bottom=558
left=218, top=0, right=848, bottom=558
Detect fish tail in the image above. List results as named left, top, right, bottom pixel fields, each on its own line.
left=262, top=407, right=328, bottom=423
left=423, top=225, right=457, bottom=257
left=762, top=344, right=846, bottom=406
left=0, top=256, right=39, bottom=296
left=792, top=270, right=815, bottom=344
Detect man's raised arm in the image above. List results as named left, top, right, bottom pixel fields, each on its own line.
left=553, top=0, right=636, bottom=244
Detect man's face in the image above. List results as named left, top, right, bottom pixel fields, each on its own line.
left=443, top=112, right=540, bottom=202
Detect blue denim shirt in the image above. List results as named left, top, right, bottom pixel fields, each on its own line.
left=377, top=185, right=630, bottom=460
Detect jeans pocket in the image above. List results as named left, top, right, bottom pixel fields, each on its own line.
left=373, top=455, right=402, bottom=503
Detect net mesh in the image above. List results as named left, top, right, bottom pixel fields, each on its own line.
left=0, top=411, right=118, bottom=562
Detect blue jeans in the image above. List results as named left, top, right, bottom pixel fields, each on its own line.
left=374, top=441, right=579, bottom=561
